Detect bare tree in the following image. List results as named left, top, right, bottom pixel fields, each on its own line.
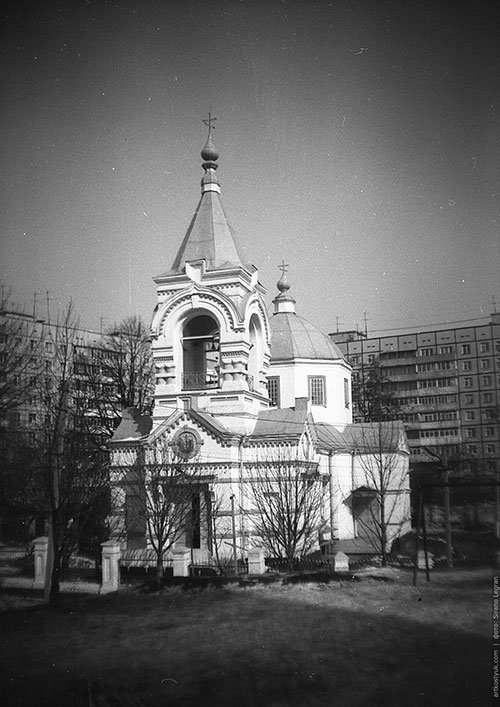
left=116, top=440, right=200, bottom=578
left=246, top=446, right=325, bottom=569
left=352, top=361, right=398, bottom=423
left=0, top=288, right=42, bottom=420
left=75, top=315, right=153, bottom=438
left=29, top=304, right=110, bottom=601
left=351, top=421, right=410, bottom=566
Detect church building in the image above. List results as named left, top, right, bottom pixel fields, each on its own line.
left=108, top=121, right=411, bottom=569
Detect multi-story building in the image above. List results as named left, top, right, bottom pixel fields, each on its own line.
left=332, top=313, right=500, bottom=478
left=0, top=307, right=120, bottom=436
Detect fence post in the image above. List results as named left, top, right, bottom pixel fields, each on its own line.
left=101, top=541, right=121, bottom=594
left=248, top=547, right=266, bottom=575
left=172, top=547, right=191, bottom=577
left=33, top=537, right=49, bottom=590
left=333, top=551, right=349, bottom=572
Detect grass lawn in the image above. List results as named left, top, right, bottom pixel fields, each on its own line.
left=0, top=568, right=492, bottom=706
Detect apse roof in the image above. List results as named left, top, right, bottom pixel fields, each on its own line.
left=314, top=421, right=406, bottom=453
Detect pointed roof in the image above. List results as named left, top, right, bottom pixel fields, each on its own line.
left=169, top=117, right=245, bottom=274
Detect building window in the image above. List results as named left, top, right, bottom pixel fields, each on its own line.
left=349, top=355, right=359, bottom=365
left=481, top=359, right=490, bottom=370
left=266, top=376, right=280, bottom=407
left=485, top=428, right=495, bottom=438
left=367, top=354, right=375, bottom=364
left=467, top=444, right=477, bottom=455
left=465, top=393, right=474, bottom=405
left=439, top=346, right=454, bottom=354
left=344, top=378, right=350, bottom=409
left=420, top=347, right=434, bottom=356
left=461, top=344, right=471, bottom=354
left=484, top=410, right=495, bottom=420
left=463, top=377, right=472, bottom=388
left=465, top=428, right=476, bottom=438
left=44, top=341, right=53, bottom=353
left=465, top=411, right=475, bottom=421
left=482, top=375, right=492, bottom=386
left=29, top=413, right=36, bottom=424
left=462, top=361, right=471, bottom=371
left=479, top=342, right=490, bottom=353
left=308, top=376, right=326, bottom=406
left=484, top=392, right=493, bottom=403
left=486, top=445, right=496, bottom=455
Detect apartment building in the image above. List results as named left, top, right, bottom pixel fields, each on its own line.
left=0, top=307, right=119, bottom=435
left=331, top=313, right=500, bottom=476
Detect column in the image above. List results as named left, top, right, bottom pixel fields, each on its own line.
left=101, top=541, right=121, bottom=594
left=172, top=547, right=191, bottom=577
left=33, top=537, right=49, bottom=590
left=248, top=547, right=266, bottom=575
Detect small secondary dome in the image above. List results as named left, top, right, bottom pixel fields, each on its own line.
left=270, top=269, right=344, bottom=361
left=270, top=313, right=344, bottom=361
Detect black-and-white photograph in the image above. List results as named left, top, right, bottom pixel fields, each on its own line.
left=0, top=1, right=498, bottom=705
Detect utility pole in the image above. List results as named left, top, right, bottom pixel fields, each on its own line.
left=230, top=495, right=238, bottom=576
left=443, top=468, right=453, bottom=568
left=363, top=311, right=369, bottom=337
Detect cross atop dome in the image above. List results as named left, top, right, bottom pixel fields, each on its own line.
left=273, top=261, right=296, bottom=314
left=201, top=112, right=219, bottom=165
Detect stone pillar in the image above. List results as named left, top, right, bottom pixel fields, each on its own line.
left=333, top=551, right=349, bottom=573
left=248, top=547, right=266, bottom=575
left=33, top=536, right=49, bottom=590
left=417, top=550, right=434, bottom=570
left=172, top=547, right=191, bottom=577
left=101, top=541, right=121, bottom=594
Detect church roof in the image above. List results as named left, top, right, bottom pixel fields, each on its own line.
left=314, top=420, right=407, bottom=453
left=252, top=406, right=310, bottom=440
left=170, top=191, right=244, bottom=273
left=270, top=312, right=344, bottom=361
left=110, top=407, right=153, bottom=442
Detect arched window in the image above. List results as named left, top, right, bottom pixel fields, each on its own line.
left=248, top=314, right=262, bottom=392
left=182, top=314, right=220, bottom=390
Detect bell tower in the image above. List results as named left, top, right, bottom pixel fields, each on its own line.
left=150, top=117, right=271, bottom=432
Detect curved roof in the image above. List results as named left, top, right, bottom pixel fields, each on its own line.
left=270, top=312, right=344, bottom=361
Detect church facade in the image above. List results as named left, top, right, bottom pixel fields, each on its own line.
left=108, top=124, right=411, bottom=568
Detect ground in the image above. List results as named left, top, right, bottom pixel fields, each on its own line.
left=0, top=568, right=491, bottom=706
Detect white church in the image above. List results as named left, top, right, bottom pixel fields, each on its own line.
left=108, top=122, right=411, bottom=570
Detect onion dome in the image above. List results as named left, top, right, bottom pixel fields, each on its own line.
left=201, top=133, right=219, bottom=163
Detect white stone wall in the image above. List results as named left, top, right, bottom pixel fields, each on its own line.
left=268, top=359, right=352, bottom=426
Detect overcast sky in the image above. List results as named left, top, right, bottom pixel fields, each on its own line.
left=1, top=0, right=498, bottom=336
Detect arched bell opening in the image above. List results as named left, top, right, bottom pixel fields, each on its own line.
left=182, top=313, right=220, bottom=390
left=248, top=313, right=263, bottom=393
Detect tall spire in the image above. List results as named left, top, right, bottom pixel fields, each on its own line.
left=169, top=115, right=244, bottom=274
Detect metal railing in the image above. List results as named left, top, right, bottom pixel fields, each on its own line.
left=182, top=373, right=219, bottom=390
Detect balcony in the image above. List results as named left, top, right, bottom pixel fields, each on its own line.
left=182, top=373, right=219, bottom=391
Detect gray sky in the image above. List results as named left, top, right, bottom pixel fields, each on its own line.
left=1, top=0, right=498, bottom=335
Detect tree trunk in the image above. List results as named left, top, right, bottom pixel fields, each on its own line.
left=380, top=496, right=387, bottom=567
left=156, top=553, right=164, bottom=579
